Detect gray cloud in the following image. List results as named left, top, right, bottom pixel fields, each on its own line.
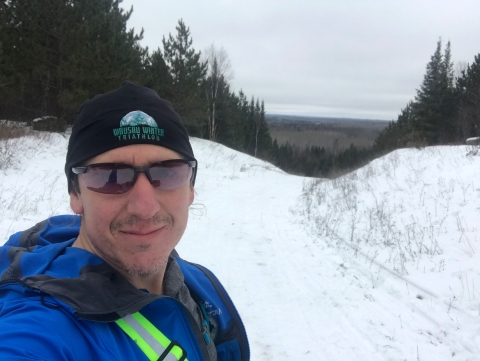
left=122, top=0, right=480, bottom=120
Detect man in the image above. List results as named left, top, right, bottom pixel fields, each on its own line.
left=0, top=82, right=249, bottom=360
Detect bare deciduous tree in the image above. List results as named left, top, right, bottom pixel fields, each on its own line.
left=203, top=44, right=234, bottom=140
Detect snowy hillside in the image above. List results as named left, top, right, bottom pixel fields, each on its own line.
left=1, top=129, right=480, bottom=360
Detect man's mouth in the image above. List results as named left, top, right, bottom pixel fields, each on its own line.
left=120, top=226, right=164, bottom=236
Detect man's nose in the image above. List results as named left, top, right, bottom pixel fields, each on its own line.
left=125, top=173, right=161, bottom=219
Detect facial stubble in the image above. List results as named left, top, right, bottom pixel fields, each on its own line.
left=96, top=213, right=175, bottom=276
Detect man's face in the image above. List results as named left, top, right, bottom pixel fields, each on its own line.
left=70, top=144, right=194, bottom=276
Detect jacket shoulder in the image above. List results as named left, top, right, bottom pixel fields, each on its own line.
left=4, top=215, right=80, bottom=248
left=0, top=296, right=93, bottom=359
left=0, top=295, right=145, bottom=360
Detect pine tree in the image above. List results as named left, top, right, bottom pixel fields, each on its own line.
left=456, top=54, right=480, bottom=138
left=253, top=99, right=261, bottom=157
left=412, top=38, right=457, bottom=144
left=213, top=86, right=243, bottom=147
left=57, top=0, right=147, bottom=116
left=162, top=19, right=207, bottom=136
left=238, top=91, right=251, bottom=151
left=412, top=39, right=444, bottom=143
left=0, top=0, right=63, bottom=119
left=0, top=0, right=147, bottom=121
left=254, top=100, right=272, bottom=158
left=438, top=40, right=458, bottom=141
left=144, top=48, right=173, bottom=100
left=443, top=41, right=455, bottom=89
left=243, top=97, right=256, bottom=154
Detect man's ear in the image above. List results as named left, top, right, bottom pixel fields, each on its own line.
left=70, top=191, right=84, bottom=215
left=189, top=187, right=194, bottom=206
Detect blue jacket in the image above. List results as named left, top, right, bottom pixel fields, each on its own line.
left=0, top=215, right=249, bottom=361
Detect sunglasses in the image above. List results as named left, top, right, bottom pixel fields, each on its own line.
left=72, top=159, right=196, bottom=194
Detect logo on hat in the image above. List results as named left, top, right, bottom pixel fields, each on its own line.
left=113, top=110, right=164, bottom=142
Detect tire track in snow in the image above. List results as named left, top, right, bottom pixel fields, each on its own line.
left=263, top=188, right=386, bottom=360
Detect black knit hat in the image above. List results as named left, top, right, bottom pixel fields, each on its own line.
left=65, top=81, right=196, bottom=192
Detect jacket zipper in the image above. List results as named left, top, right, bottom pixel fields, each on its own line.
left=143, top=296, right=211, bottom=361
left=187, top=263, right=250, bottom=361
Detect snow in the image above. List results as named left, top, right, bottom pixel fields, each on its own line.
left=32, top=116, right=57, bottom=123
left=1, top=130, right=480, bottom=360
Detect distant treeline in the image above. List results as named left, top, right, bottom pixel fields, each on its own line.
left=1, top=1, right=479, bottom=178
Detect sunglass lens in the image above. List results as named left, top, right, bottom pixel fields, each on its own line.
left=83, top=165, right=135, bottom=194
left=149, top=162, right=191, bottom=190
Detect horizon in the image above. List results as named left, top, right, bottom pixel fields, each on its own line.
left=265, top=113, right=392, bottom=123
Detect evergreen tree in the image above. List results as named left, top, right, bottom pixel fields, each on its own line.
left=58, top=0, right=147, bottom=116
left=213, top=86, right=243, bottom=147
left=162, top=19, right=207, bottom=136
left=0, top=0, right=64, bottom=119
left=0, top=0, right=147, bottom=121
left=443, top=41, right=455, bottom=89
left=254, top=100, right=272, bottom=158
left=144, top=48, right=173, bottom=100
left=456, top=54, right=480, bottom=138
left=412, top=39, right=456, bottom=143
left=238, top=91, right=251, bottom=152
left=438, top=40, right=458, bottom=141
left=373, top=101, right=415, bottom=152
left=244, top=97, right=256, bottom=154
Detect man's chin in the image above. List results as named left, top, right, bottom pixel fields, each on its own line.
left=125, top=267, right=159, bottom=277
left=122, top=257, right=169, bottom=277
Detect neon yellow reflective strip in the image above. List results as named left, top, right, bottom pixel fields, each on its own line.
left=115, top=318, right=159, bottom=361
left=132, top=312, right=188, bottom=361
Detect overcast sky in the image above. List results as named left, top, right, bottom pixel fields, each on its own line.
left=121, top=0, right=480, bottom=121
